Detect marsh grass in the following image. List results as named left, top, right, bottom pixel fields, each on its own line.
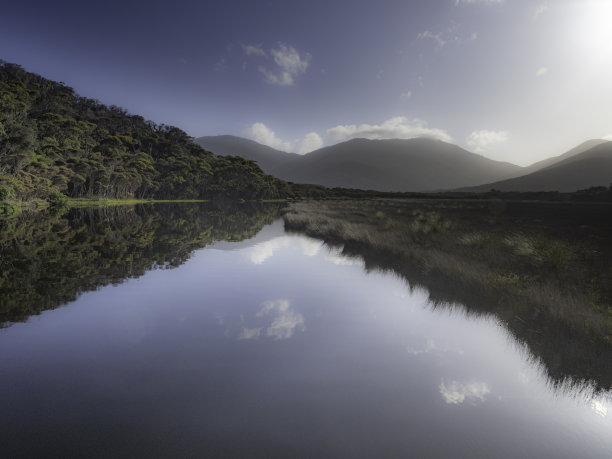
left=284, top=198, right=612, bottom=391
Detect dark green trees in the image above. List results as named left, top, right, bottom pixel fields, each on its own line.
left=0, top=61, right=290, bottom=201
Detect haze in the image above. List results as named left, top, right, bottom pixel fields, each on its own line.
left=3, top=0, right=611, bottom=165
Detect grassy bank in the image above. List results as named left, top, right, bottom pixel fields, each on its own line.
left=64, top=198, right=209, bottom=207
left=283, top=198, right=612, bottom=391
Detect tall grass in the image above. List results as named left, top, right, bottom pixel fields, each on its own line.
left=284, top=198, right=612, bottom=391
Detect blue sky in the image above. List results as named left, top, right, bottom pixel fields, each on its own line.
left=2, top=0, right=611, bottom=165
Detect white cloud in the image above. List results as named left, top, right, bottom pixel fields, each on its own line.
left=439, top=380, right=491, bottom=404
left=238, top=327, right=262, bottom=340
left=249, top=122, right=293, bottom=151
left=249, top=123, right=322, bottom=154
left=257, top=299, right=305, bottom=340
left=297, top=132, right=323, bottom=154
left=272, top=43, right=310, bottom=75
left=466, top=129, right=509, bottom=153
left=417, top=30, right=447, bottom=47
left=258, top=43, right=311, bottom=86
left=326, top=116, right=453, bottom=143
left=241, top=43, right=266, bottom=57
left=258, top=66, right=294, bottom=86
left=536, top=66, right=548, bottom=76
left=534, top=4, right=548, bottom=19
left=400, top=91, right=412, bottom=100
left=603, top=134, right=612, bottom=141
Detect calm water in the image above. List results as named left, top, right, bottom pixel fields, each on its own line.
left=1, top=204, right=611, bottom=458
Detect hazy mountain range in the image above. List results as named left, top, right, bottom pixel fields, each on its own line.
left=196, top=135, right=612, bottom=192
left=464, top=140, right=612, bottom=192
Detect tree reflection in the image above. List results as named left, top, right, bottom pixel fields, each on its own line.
left=0, top=202, right=283, bottom=325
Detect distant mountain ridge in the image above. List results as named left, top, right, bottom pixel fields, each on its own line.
left=196, top=135, right=524, bottom=192
left=463, top=141, right=612, bottom=192
left=195, top=135, right=300, bottom=172
left=522, top=139, right=609, bottom=174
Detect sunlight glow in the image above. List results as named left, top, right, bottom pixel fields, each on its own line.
left=574, top=1, right=612, bottom=67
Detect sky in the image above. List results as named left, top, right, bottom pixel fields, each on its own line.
left=2, top=0, right=611, bottom=165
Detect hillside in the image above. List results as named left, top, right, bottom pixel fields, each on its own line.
left=522, top=139, right=609, bottom=174
left=464, top=141, right=612, bottom=192
left=197, top=135, right=524, bottom=192
left=195, top=135, right=299, bottom=172
left=273, top=137, right=523, bottom=192
left=0, top=62, right=290, bottom=202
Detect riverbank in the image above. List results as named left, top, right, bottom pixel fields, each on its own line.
left=283, top=198, right=612, bottom=391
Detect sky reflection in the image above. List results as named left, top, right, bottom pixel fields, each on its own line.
left=1, top=218, right=612, bottom=458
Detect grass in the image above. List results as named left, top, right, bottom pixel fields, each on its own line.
left=283, top=198, right=612, bottom=391
left=64, top=198, right=209, bottom=207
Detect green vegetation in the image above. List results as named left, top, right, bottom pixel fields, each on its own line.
left=284, top=199, right=612, bottom=392
left=0, top=61, right=290, bottom=204
left=0, top=202, right=283, bottom=325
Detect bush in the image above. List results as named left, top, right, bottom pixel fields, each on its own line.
left=48, top=191, right=68, bottom=206
left=0, top=186, right=14, bottom=201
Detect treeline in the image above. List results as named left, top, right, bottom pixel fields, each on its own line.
left=0, top=61, right=291, bottom=201
left=291, top=184, right=612, bottom=202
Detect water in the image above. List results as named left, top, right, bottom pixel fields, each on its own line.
left=1, top=204, right=611, bottom=458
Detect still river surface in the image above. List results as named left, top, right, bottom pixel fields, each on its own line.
left=0, top=204, right=611, bottom=458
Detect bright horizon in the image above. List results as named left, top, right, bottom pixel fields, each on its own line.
left=2, top=0, right=611, bottom=166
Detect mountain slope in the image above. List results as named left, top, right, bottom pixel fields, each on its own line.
left=270, top=138, right=524, bottom=192
left=464, top=141, right=612, bottom=192
left=195, top=135, right=300, bottom=172
left=0, top=62, right=290, bottom=201
left=523, top=139, right=609, bottom=174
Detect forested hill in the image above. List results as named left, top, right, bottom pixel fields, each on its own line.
left=0, top=61, right=291, bottom=202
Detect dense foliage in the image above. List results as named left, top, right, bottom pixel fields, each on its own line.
left=0, top=202, right=284, bottom=324
left=0, top=61, right=291, bottom=201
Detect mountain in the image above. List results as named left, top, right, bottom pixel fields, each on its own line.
left=273, top=138, right=523, bottom=191
left=464, top=141, right=612, bottom=192
left=0, top=62, right=290, bottom=202
left=522, top=139, right=609, bottom=174
left=196, top=135, right=524, bottom=192
left=195, top=135, right=299, bottom=172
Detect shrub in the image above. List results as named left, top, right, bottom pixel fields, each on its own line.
left=48, top=190, right=68, bottom=206
left=0, top=186, right=14, bottom=201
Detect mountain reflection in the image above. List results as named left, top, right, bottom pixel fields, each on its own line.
left=0, top=202, right=283, bottom=326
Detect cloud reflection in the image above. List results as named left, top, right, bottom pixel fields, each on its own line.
left=257, top=299, right=305, bottom=340
left=591, top=399, right=608, bottom=417
left=239, top=299, right=305, bottom=340
left=439, top=379, right=491, bottom=404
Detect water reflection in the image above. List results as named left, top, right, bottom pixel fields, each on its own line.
left=239, top=299, right=305, bottom=340
left=1, top=204, right=612, bottom=457
left=0, top=202, right=284, bottom=326
left=439, top=380, right=491, bottom=405
left=284, top=199, right=612, bottom=394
